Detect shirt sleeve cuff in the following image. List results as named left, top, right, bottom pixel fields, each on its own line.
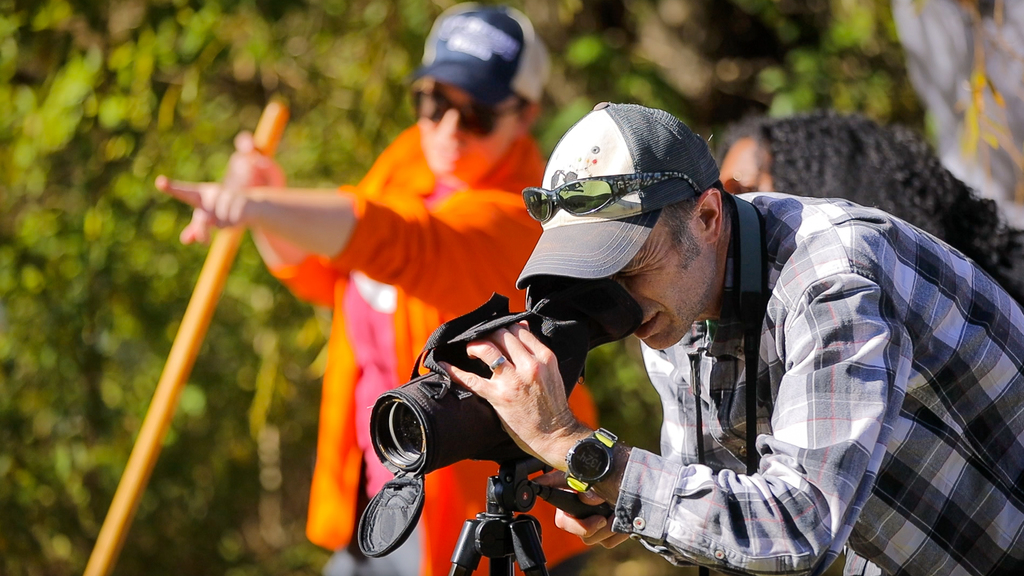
left=612, top=448, right=683, bottom=543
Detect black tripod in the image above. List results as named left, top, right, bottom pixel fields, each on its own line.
left=448, top=458, right=613, bottom=576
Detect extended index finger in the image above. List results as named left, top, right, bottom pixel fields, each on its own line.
left=155, top=175, right=205, bottom=208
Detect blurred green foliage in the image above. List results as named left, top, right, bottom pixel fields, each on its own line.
left=0, top=0, right=918, bottom=574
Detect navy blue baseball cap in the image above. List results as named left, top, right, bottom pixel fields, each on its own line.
left=412, top=4, right=549, bottom=106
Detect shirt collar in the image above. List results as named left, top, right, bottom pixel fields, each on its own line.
left=707, top=246, right=747, bottom=357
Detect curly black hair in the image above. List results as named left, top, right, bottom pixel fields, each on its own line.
left=721, top=110, right=1024, bottom=304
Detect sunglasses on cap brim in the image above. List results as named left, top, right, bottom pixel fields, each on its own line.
left=413, top=89, right=525, bottom=136
left=522, top=171, right=701, bottom=223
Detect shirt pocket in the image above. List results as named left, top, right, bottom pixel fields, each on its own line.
left=708, top=356, right=750, bottom=457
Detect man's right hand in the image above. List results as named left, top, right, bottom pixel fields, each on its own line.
left=157, top=131, right=285, bottom=244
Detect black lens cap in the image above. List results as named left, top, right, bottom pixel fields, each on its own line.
left=357, top=475, right=425, bottom=558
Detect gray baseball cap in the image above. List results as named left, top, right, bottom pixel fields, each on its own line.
left=517, top=102, right=720, bottom=288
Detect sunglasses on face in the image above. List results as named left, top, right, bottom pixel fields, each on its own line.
left=413, top=89, right=523, bottom=136
left=522, top=171, right=700, bottom=223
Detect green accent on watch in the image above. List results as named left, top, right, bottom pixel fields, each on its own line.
left=594, top=429, right=616, bottom=447
left=566, top=428, right=618, bottom=492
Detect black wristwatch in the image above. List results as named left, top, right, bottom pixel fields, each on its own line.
left=565, top=428, right=618, bottom=492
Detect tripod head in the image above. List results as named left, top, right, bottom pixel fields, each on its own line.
left=487, top=458, right=612, bottom=518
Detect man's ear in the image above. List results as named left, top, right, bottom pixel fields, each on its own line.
left=694, top=187, right=725, bottom=243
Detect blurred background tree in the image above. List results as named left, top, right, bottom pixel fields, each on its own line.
left=0, top=0, right=924, bottom=575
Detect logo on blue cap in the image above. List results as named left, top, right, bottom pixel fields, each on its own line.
left=438, top=14, right=521, bottom=63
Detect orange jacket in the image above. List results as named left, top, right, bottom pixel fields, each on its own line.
left=270, top=126, right=596, bottom=576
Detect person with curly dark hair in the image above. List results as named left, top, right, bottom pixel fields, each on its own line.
left=718, top=111, right=1024, bottom=305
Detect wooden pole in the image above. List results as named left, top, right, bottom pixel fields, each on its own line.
left=83, top=101, right=289, bottom=576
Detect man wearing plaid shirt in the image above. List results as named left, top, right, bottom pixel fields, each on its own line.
left=445, top=103, right=1024, bottom=576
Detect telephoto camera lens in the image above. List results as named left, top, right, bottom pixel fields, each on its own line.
left=369, top=378, right=527, bottom=476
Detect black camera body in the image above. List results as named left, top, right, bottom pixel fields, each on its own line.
left=358, top=277, right=642, bottom=558
left=369, top=277, right=641, bottom=476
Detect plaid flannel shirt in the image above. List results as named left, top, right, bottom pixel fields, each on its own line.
left=612, top=193, right=1024, bottom=576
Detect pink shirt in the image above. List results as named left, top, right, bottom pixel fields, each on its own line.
left=347, top=180, right=460, bottom=496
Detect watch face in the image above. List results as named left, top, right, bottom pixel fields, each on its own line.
left=571, top=439, right=611, bottom=482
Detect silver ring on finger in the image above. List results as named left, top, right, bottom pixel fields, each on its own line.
left=488, top=355, right=508, bottom=373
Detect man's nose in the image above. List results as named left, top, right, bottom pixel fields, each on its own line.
left=437, top=107, right=462, bottom=136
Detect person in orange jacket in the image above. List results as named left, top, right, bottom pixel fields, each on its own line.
left=156, top=4, right=597, bottom=576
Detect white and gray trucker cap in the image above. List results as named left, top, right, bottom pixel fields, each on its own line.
left=517, top=102, right=720, bottom=288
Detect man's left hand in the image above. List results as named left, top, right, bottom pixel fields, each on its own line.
left=533, top=471, right=629, bottom=548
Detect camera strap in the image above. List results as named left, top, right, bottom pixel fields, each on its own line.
left=692, top=195, right=766, bottom=576
left=733, top=194, right=768, bottom=477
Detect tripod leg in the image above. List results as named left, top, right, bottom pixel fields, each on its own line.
left=489, top=555, right=514, bottom=576
left=510, top=515, right=549, bottom=576
left=449, top=519, right=482, bottom=576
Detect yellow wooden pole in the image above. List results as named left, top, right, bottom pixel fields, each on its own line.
left=83, top=101, right=289, bottom=576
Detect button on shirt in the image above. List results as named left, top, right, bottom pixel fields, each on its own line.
left=613, top=193, right=1024, bottom=576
